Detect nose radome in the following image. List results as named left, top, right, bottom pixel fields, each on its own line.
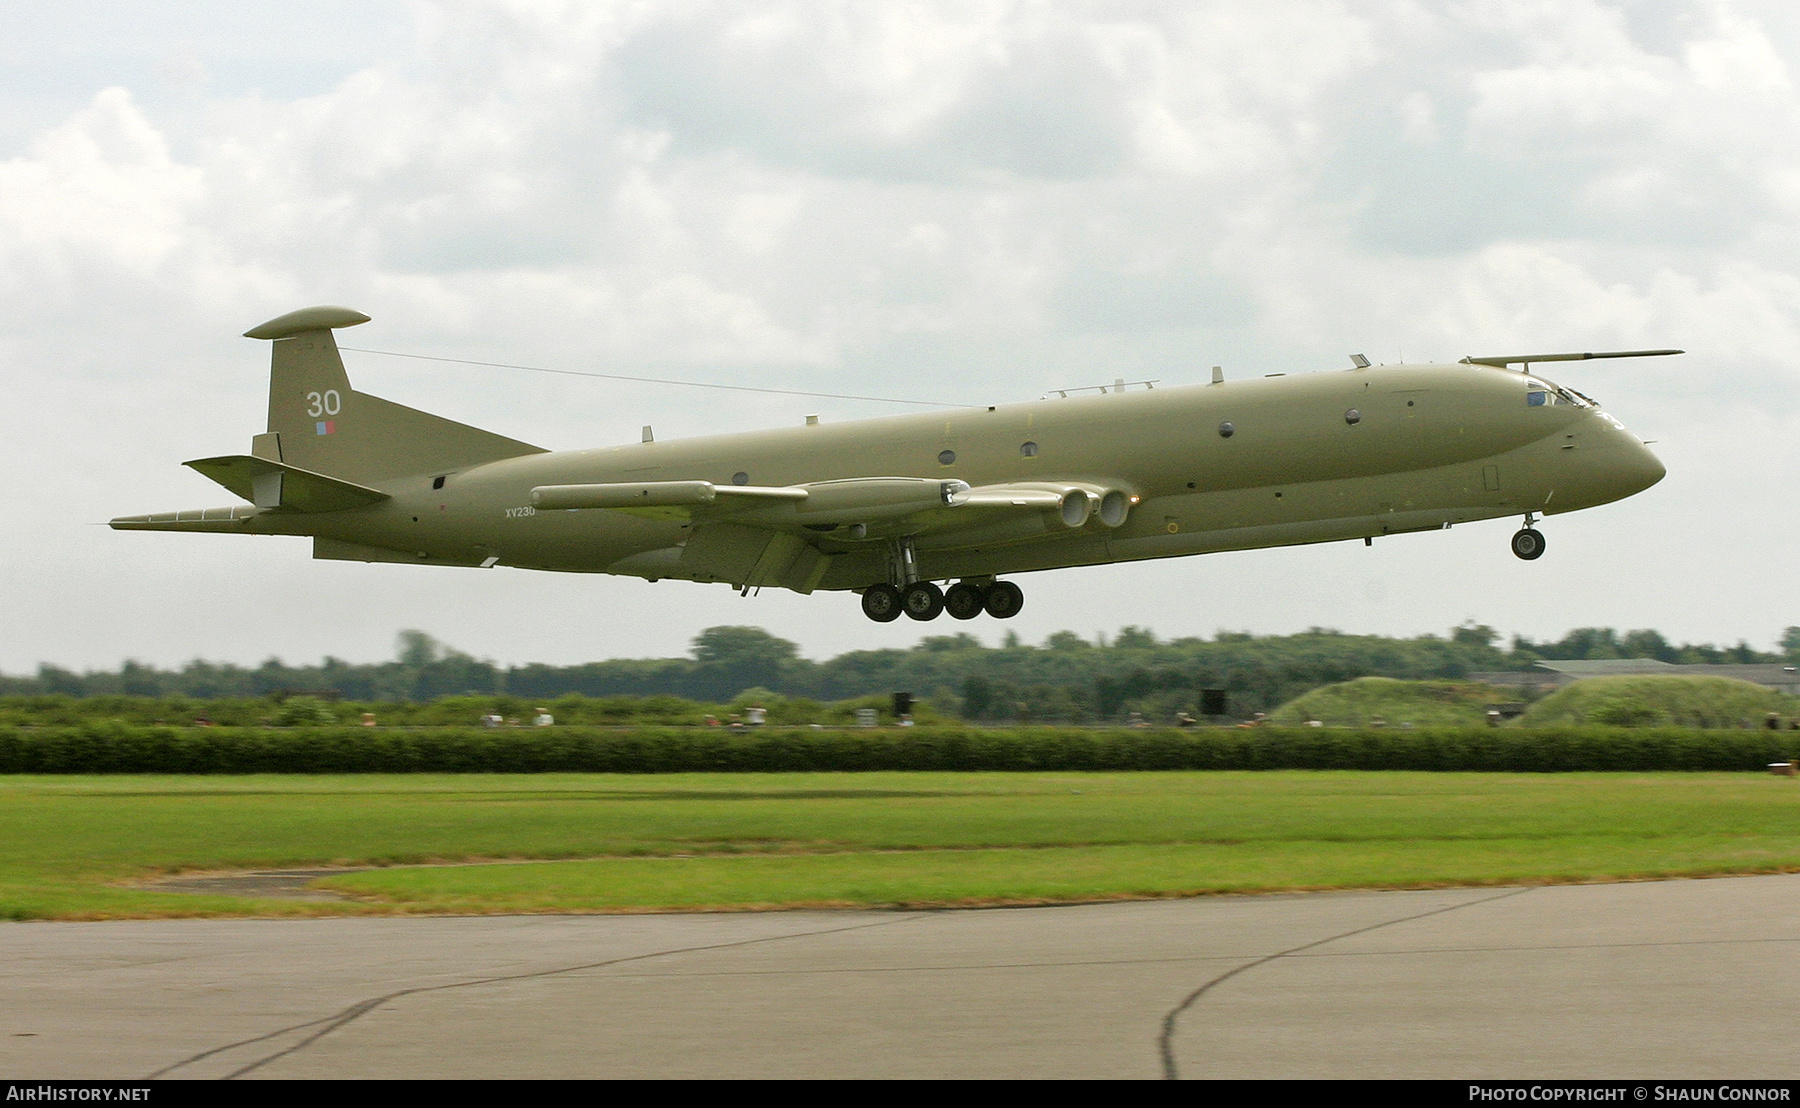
left=1562, top=421, right=1665, bottom=512
left=1627, top=439, right=1666, bottom=493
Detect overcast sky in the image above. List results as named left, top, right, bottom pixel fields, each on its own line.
left=3, top=0, right=1797, bottom=673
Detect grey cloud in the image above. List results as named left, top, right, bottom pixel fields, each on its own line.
left=1051, top=266, right=1254, bottom=332
left=1314, top=30, right=1793, bottom=255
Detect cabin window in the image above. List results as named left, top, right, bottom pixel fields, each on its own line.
left=1344, top=409, right=1361, bottom=425
left=732, top=471, right=749, bottom=485
left=938, top=450, right=957, bottom=466
left=1019, top=441, right=1039, bottom=457
left=432, top=475, right=446, bottom=490
left=1218, top=421, right=1235, bottom=438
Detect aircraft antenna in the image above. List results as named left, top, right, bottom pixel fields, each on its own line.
left=339, top=347, right=963, bottom=408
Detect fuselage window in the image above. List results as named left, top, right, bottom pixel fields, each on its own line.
left=1218, top=421, right=1235, bottom=438
left=938, top=450, right=957, bottom=466
left=1020, top=441, right=1039, bottom=457
left=732, top=471, right=749, bottom=485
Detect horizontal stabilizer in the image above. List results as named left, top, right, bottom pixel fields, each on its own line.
left=1460, top=349, right=1683, bottom=368
left=185, top=455, right=390, bottom=512
left=110, top=505, right=259, bottom=532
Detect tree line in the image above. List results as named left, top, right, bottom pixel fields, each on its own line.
left=6, top=624, right=1794, bottom=723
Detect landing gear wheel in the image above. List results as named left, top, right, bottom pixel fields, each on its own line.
left=983, top=580, right=1025, bottom=619
left=861, top=583, right=902, bottom=622
left=944, top=582, right=986, bottom=620
left=1510, top=528, right=1546, bottom=561
left=902, top=581, right=945, bottom=621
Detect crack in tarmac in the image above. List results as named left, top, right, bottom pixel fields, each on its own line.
left=1156, top=885, right=1538, bottom=1080
left=148, top=911, right=931, bottom=1079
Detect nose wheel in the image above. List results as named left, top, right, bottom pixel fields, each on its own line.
left=1510, top=527, right=1546, bottom=560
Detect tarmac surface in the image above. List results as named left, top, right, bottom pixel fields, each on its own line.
left=5, top=873, right=1800, bottom=1079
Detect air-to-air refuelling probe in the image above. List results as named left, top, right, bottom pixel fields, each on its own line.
left=114, top=307, right=1674, bottom=622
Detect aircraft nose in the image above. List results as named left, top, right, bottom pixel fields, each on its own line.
left=1560, top=418, right=1665, bottom=511
left=1620, top=437, right=1665, bottom=495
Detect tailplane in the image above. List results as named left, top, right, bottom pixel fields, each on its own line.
left=240, top=306, right=544, bottom=485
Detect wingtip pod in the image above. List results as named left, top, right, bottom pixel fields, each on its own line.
left=244, top=306, right=371, bottom=341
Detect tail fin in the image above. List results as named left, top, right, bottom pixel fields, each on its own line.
left=244, top=306, right=544, bottom=485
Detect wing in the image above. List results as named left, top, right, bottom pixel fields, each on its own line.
left=533, top=476, right=1132, bottom=542
left=532, top=476, right=1139, bottom=592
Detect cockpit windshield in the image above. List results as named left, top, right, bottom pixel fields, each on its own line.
left=1524, top=377, right=1591, bottom=409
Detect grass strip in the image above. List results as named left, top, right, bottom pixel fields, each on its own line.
left=318, top=837, right=1800, bottom=913
left=4, top=771, right=1800, bottom=919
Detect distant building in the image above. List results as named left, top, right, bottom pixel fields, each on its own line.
left=1470, top=659, right=1800, bottom=697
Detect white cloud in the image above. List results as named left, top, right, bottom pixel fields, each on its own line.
left=0, top=88, right=202, bottom=297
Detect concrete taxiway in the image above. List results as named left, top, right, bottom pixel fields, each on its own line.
left=5, top=874, right=1800, bottom=1079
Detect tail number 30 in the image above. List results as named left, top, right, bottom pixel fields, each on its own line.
left=307, top=390, right=342, bottom=417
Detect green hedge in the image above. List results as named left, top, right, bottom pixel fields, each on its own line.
left=0, top=693, right=945, bottom=729
left=2, top=723, right=1798, bottom=774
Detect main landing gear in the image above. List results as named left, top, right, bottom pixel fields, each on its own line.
left=1511, top=514, right=1546, bottom=561
left=861, top=579, right=1024, bottom=622
left=860, top=536, right=1025, bottom=622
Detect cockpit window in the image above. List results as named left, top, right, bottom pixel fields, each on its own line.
left=1525, top=378, right=1589, bottom=409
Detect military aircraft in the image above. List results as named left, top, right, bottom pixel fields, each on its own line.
left=113, top=306, right=1673, bottom=622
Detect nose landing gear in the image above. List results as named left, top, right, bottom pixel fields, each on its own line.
left=1511, top=514, right=1546, bottom=560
